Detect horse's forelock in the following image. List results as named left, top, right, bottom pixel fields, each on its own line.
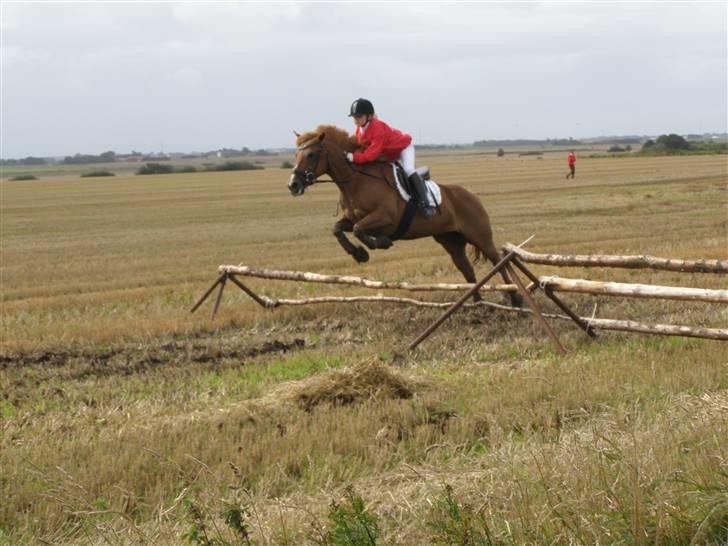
left=295, top=125, right=358, bottom=152
left=295, top=130, right=318, bottom=148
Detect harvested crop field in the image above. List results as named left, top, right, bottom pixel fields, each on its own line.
left=1, top=152, right=727, bottom=544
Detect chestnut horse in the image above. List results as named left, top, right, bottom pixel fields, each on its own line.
left=287, top=125, right=521, bottom=306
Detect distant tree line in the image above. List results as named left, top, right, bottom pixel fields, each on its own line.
left=415, top=144, right=470, bottom=150
left=212, top=147, right=274, bottom=158
left=137, top=160, right=263, bottom=175
left=592, top=137, right=642, bottom=145
left=1, top=157, right=47, bottom=166
left=641, top=134, right=727, bottom=155
left=608, top=144, right=633, bottom=153
left=63, top=151, right=117, bottom=164
left=5, top=135, right=725, bottom=168
left=473, top=138, right=582, bottom=147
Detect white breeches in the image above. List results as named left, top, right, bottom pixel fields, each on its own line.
left=399, top=143, right=416, bottom=176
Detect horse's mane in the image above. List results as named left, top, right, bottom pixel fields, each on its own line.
left=296, top=125, right=360, bottom=152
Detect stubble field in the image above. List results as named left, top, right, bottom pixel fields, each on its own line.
left=1, top=151, right=727, bottom=544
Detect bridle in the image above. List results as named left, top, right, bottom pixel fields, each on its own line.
left=288, top=136, right=393, bottom=195
left=291, top=139, right=326, bottom=189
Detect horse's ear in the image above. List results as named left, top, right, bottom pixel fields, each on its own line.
left=293, top=130, right=301, bottom=137
left=318, top=132, right=326, bottom=142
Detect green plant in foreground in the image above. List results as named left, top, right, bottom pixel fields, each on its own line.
left=324, top=486, right=379, bottom=546
left=426, top=485, right=496, bottom=546
left=221, top=501, right=253, bottom=545
left=182, top=496, right=214, bottom=546
left=182, top=495, right=253, bottom=546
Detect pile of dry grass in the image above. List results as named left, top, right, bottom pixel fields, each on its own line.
left=281, top=359, right=414, bottom=411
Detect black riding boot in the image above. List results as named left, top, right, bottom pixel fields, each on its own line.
left=408, top=172, right=435, bottom=218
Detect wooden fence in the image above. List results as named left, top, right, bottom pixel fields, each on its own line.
left=193, top=244, right=728, bottom=344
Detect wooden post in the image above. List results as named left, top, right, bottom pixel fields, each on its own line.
left=210, top=273, right=227, bottom=319
left=505, top=263, right=566, bottom=355
left=511, top=257, right=597, bottom=338
left=408, top=247, right=519, bottom=351
left=190, top=273, right=225, bottom=313
left=228, top=275, right=272, bottom=308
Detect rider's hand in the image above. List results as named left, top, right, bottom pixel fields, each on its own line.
left=345, top=152, right=354, bottom=163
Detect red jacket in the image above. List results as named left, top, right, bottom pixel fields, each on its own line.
left=352, top=118, right=412, bottom=164
left=568, top=152, right=576, bottom=166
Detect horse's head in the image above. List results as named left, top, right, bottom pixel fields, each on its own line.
left=288, top=132, right=328, bottom=196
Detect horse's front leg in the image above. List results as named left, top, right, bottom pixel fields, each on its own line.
left=352, top=211, right=395, bottom=250
left=333, top=217, right=369, bottom=263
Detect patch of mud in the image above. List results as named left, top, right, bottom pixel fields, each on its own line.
left=0, top=338, right=306, bottom=381
left=281, top=359, right=414, bottom=411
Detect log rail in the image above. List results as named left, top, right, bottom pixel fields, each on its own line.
left=504, top=243, right=728, bottom=274
left=235, top=294, right=728, bottom=341
left=218, top=265, right=728, bottom=304
left=219, top=265, right=517, bottom=293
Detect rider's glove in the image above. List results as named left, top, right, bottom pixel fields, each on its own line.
left=345, top=152, right=354, bottom=163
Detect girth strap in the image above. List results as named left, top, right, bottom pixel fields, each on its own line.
left=390, top=198, right=418, bottom=241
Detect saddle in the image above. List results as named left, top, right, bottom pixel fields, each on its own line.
left=391, top=162, right=441, bottom=208
left=353, top=160, right=441, bottom=207
left=393, top=162, right=430, bottom=193
left=352, top=160, right=442, bottom=240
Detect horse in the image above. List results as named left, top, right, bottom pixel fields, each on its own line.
left=287, top=125, right=522, bottom=307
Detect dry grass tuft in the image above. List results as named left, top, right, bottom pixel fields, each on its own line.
left=282, top=358, right=414, bottom=411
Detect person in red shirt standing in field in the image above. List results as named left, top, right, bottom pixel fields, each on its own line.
left=566, top=150, right=576, bottom=179
left=345, top=98, right=435, bottom=218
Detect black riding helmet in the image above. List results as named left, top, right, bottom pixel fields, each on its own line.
left=348, top=98, right=374, bottom=117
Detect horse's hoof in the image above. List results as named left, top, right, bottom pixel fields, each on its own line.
left=353, top=247, right=370, bottom=263
left=378, top=237, right=393, bottom=250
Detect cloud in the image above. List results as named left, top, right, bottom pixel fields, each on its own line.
left=1, top=1, right=725, bottom=157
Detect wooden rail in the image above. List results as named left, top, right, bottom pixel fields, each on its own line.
left=537, top=276, right=727, bottom=303
left=219, top=265, right=517, bottom=293
left=503, top=243, right=728, bottom=274
left=218, top=265, right=728, bottom=304
left=238, top=294, right=728, bottom=341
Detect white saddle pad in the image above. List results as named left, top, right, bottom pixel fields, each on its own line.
left=390, top=164, right=442, bottom=207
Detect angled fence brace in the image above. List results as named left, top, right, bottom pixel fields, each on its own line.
left=190, top=271, right=272, bottom=318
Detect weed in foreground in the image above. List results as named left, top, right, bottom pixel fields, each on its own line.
left=314, top=486, right=379, bottom=546
left=426, top=485, right=496, bottom=546
left=182, top=494, right=253, bottom=546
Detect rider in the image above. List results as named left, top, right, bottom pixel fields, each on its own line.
left=345, top=98, right=435, bottom=218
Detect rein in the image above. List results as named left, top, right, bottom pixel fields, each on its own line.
left=295, top=138, right=394, bottom=190
left=351, top=165, right=393, bottom=186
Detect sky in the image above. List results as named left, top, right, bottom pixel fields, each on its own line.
left=1, top=1, right=726, bottom=158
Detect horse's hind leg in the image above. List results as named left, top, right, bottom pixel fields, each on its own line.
left=434, top=233, right=482, bottom=302
left=461, top=225, right=523, bottom=308
left=333, top=217, right=369, bottom=263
